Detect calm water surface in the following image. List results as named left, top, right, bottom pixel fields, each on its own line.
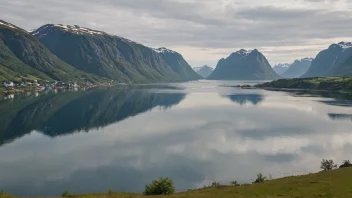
left=1, top=80, right=352, bottom=196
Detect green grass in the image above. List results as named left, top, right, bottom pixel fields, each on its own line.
left=4, top=168, right=351, bottom=198
left=259, top=77, right=352, bottom=91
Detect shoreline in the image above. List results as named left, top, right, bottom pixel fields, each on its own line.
left=3, top=168, right=352, bottom=198
left=257, top=86, right=352, bottom=93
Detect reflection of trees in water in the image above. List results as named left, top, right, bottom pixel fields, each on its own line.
left=224, top=94, right=265, bottom=105
left=286, top=91, right=352, bottom=107
left=328, top=113, right=352, bottom=121
left=0, top=88, right=185, bottom=145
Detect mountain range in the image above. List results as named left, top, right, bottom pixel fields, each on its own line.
left=279, top=58, right=313, bottom=78
left=302, top=42, right=352, bottom=77
left=193, top=65, right=214, bottom=78
left=273, top=63, right=290, bottom=75
left=2, top=19, right=352, bottom=82
left=0, top=20, right=200, bottom=83
left=208, top=49, right=281, bottom=80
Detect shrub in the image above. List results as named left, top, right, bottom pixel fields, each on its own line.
left=0, top=190, right=5, bottom=195
left=107, top=188, right=113, bottom=195
left=320, top=159, right=337, bottom=171
left=61, top=190, right=71, bottom=197
left=339, top=160, right=352, bottom=168
left=144, top=177, right=175, bottom=195
left=210, top=181, right=220, bottom=187
left=253, top=173, right=266, bottom=183
left=230, top=180, right=240, bottom=186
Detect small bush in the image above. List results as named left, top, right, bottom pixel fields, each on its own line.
left=210, top=181, right=220, bottom=187
left=144, top=177, right=175, bottom=195
left=339, top=160, right=352, bottom=168
left=62, top=190, right=71, bottom=197
left=253, top=173, right=266, bottom=183
left=107, top=188, right=113, bottom=195
left=321, top=159, right=337, bottom=171
left=0, top=190, right=5, bottom=195
left=230, top=181, right=240, bottom=186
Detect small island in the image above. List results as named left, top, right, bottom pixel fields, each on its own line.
left=256, top=77, right=352, bottom=92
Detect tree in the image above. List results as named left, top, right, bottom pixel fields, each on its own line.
left=339, top=160, right=352, bottom=168
left=253, top=173, right=266, bottom=183
left=230, top=180, right=240, bottom=186
left=144, top=177, right=175, bottom=195
left=320, top=159, right=337, bottom=171
left=210, top=181, right=220, bottom=187
left=61, top=190, right=71, bottom=197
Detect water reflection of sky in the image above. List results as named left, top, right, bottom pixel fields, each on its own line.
left=0, top=81, right=352, bottom=196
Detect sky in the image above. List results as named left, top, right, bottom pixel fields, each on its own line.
left=1, top=0, right=352, bottom=68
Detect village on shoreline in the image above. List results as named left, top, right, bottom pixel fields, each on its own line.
left=0, top=76, right=121, bottom=100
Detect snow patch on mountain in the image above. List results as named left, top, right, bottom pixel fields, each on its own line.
left=274, top=63, right=290, bottom=68
left=0, top=21, right=17, bottom=29
left=54, top=24, right=105, bottom=35
left=152, top=47, right=177, bottom=54
left=30, top=24, right=107, bottom=37
left=338, top=42, right=352, bottom=51
left=237, top=49, right=253, bottom=56
left=301, top=57, right=314, bottom=61
left=193, top=65, right=213, bottom=72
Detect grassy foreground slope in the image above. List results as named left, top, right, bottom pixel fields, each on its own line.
left=3, top=169, right=349, bottom=198
left=74, top=169, right=352, bottom=198
left=258, top=77, right=352, bottom=91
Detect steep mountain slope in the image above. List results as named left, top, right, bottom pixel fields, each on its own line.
left=0, top=20, right=101, bottom=82
left=32, top=24, right=200, bottom=83
left=193, top=65, right=214, bottom=78
left=281, top=58, right=313, bottom=78
left=302, top=42, right=352, bottom=77
left=208, top=49, right=280, bottom=80
left=327, top=48, right=352, bottom=77
left=273, top=63, right=290, bottom=75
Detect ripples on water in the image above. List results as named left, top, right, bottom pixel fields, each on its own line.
left=0, top=80, right=351, bottom=196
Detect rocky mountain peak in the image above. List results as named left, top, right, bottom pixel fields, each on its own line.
left=152, top=47, right=177, bottom=54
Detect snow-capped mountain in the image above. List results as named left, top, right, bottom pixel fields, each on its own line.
left=31, top=24, right=106, bottom=36
left=0, top=19, right=100, bottom=82
left=30, top=23, right=201, bottom=82
left=338, top=41, right=352, bottom=50
left=273, top=63, right=290, bottom=75
left=152, top=47, right=177, bottom=54
left=193, top=65, right=214, bottom=78
left=302, top=42, right=352, bottom=77
left=208, top=49, right=280, bottom=80
left=281, top=58, right=313, bottom=78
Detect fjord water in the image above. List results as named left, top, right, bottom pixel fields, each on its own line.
left=1, top=81, right=352, bottom=196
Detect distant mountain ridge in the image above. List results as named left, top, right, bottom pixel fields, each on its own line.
left=273, top=63, right=290, bottom=75
left=31, top=24, right=201, bottom=83
left=193, top=65, right=214, bottom=78
left=280, top=58, right=313, bottom=78
left=302, top=42, right=352, bottom=77
left=208, top=49, right=280, bottom=80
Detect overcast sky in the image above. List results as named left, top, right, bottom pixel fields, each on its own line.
left=1, top=0, right=352, bottom=67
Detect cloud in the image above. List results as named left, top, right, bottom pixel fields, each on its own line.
left=0, top=0, right=351, bottom=66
